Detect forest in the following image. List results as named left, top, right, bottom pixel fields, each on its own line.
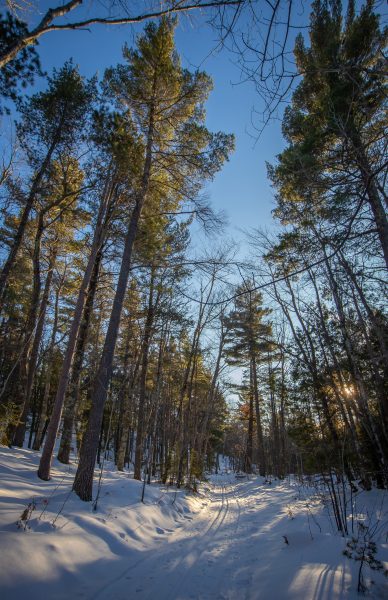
left=0, top=1, right=387, bottom=599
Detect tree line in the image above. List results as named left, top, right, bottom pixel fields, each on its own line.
left=0, top=19, right=234, bottom=501
left=0, top=0, right=386, bottom=500
left=224, top=0, right=387, bottom=490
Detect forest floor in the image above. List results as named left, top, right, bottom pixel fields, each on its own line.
left=0, top=446, right=387, bottom=599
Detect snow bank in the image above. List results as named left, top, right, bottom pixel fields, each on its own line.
left=0, top=447, right=209, bottom=599
left=0, top=447, right=387, bottom=599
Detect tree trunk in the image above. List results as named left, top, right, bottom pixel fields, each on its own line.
left=197, top=320, right=225, bottom=459
left=134, top=272, right=156, bottom=480
left=245, top=382, right=254, bottom=474
left=32, top=280, right=61, bottom=451
left=57, top=247, right=102, bottom=464
left=322, top=248, right=387, bottom=469
left=252, top=356, right=265, bottom=476
left=13, top=245, right=57, bottom=446
left=116, top=349, right=141, bottom=471
left=37, top=178, right=115, bottom=480
left=0, top=131, right=61, bottom=305
left=73, top=112, right=155, bottom=501
left=348, top=129, right=388, bottom=270
left=176, top=278, right=216, bottom=487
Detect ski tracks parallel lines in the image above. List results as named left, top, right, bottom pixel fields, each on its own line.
left=154, top=483, right=232, bottom=600
left=91, top=482, right=232, bottom=600
left=159, top=482, right=242, bottom=600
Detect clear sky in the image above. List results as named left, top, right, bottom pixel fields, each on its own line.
left=20, top=4, right=297, bottom=255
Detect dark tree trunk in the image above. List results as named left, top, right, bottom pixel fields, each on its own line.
left=73, top=194, right=147, bottom=499
left=252, top=356, right=265, bottom=476
left=57, top=247, right=102, bottom=464
left=32, top=280, right=61, bottom=451
left=13, top=244, right=57, bottom=446
left=0, top=131, right=61, bottom=305
left=245, top=383, right=254, bottom=474
left=116, top=350, right=141, bottom=471
left=73, top=113, right=155, bottom=501
left=348, top=129, right=388, bottom=270
left=134, top=272, right=156, bottom=480
left=322, top=248, right=386, bottom=469
left=37, top=178, right=115, bottom=480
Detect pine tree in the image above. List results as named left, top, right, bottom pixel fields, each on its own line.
left=271, top=0, right=388, bottom=267
left=72, top=19, right=233, bottom=500
left=224, top=283, right=274, bottom=475
left=12, top=156, right=87, bottom=446
left=0, top=12, right=42, bottom=112
left=264, top=0, right=388, bottom=485
left=0, top=62, right=95, bottom=304
left=37, top=95, right=142, bottom=480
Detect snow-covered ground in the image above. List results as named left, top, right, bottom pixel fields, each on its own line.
left=0, top=447, right=387, bottom=599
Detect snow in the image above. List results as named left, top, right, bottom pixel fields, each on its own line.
left=0, top=447, right=387, bottom=599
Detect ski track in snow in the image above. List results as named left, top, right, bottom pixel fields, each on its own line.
left=0, top=447, right=387, bottom=600
left=85, top=480, right=388, bottom=600
left=91, top=482, right=245, bottom=600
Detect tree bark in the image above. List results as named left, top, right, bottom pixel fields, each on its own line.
left=73, top=110, right=155, bottom=501
left=0, top=130, right=62, bottom=305
left=134, top=271, right=156, bottom=480
left=348, top=129, right=388, bottom=270
left=252, top=356, right=265, bottom=476
left=13, top=245, right=57, bottom=446
left=37, top=178, right=115, bottom=480
left=321, top=248, right=387, bottom=470
left=57, top=247, right=102, bottom=464
left=32, top=279, right=61, bottom=451
left=116, top=345, right=142, bottom=471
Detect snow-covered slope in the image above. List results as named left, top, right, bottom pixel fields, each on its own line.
left=0, top=447, right=387, bottom=599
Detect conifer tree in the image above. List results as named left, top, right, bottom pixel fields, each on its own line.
left=0, top=11, right=42, bottom=111
left=224, top=284, right=274, bottom=475
left=271, top=0, right=388, bottom=267
left=12, top=156, right=87, bottom=446
left=37, top=99, right=142, bottom=480
left=73, top=19, right=233, bottom=500
left=264, top=0, right=388, bottom=484
left=0, top=63, right=95, bottom=304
